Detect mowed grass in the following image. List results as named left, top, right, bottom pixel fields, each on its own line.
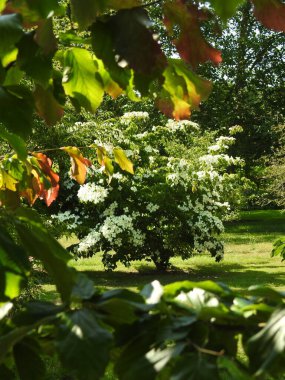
left=41, top=210, right=285, bottom=301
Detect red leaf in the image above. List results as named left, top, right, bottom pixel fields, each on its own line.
left=252, top=0, right=285, bottom=32
left=61, top=147, right=92, bottom=185
left=164, top=0, right=222, bottom=69
left=33, top=153, right=60, bottom=206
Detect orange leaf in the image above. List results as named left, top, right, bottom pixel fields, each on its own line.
left=61, top=147, right=92, bottom=185
left=157, top=59, right=212, bottom=120
left=252, top=0, right=285, bottom=32
left=164, top=0, right=222, bottom=69
left=32, top=153, right=60, bottom=206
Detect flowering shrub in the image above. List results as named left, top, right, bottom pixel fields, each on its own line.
left=51, top=113, right=245, bottom=270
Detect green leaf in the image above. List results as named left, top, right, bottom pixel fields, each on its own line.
left=61, top=48, right=104, bottom=113
left=0, top=229, right=29, bottom=301
left=0, top=364, right=15, bottom=380
left=170, top=353, right=218, bottom=380
left=0, top=129, right=27, bottom=160
left=0, top=85, right=34, bottom=140
left=13, top=301, right=63, bottom=326
left=113, top=147, right=134, bottom=174
left=70, top=0, right=103, bottom=29
left=15, top=214, right=76, bottom=303
left=247, top=308, right=285, bottom=376
left=218, top=357, right=251, bottom=380
left=0, top=14, right=23, bottom=59
left=8, top=0, right=64, bottom=23
left=164, top=280, right=232, bottom=299
left=3, top=66, right=24, bottom=86
left=116, top=341, right=184, bottom=380
left=96, top=290, right=148, bottom=325
left=271, top=239, right=285, bottom=261
left=14, top=338, right=46, bottom=380
left=15, top=208, right=94, bottom=303
left=57, top=309, right=112, bottom=380
left=207, top=0, right=246, bottom=21
left=70, top=0, right=141, bottom=29
left=91, top=21, right=134, bottom=92
left=0, top=0, right=6, bottom=12
left=248, top=285, right=285, bottom=303
left=0, top=325, right=35, bottom=363
left=91, top=9, right=166, bottom=93
left=17, top=32, right=53, bottom=88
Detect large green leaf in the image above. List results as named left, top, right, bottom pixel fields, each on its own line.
left=15, top=208, right=94, bottom=303
left=0, top=325, right=35, bottom=363
left=0, top=86, right=34, bottom=139
left=218, top=357, right=252, bottom=380
left=170, top=353, right=218, bottom=380
left=7, top=0, right=64, bottom=23
left=92, top=8, right=166, bottom=94
left=0, top=230, right=29, bottom=301
left=0, top=14, right=23, bottom=59
left=16, top=222, right=75, bottom=303
left=17, top=32, right=53, bottom=88
left=119, top=344, right=184, bottom=380
left=57, top=309, right=113, bottom=380
left=70, top=0, right=141, bottom=29
left=0, top=0, right=6, bottom=12
left=247, top=308, right=285, bottom=376
left=61, top=48, right=104, bottom=113
left=14, top=338, right=46, bottom=380
left=13, top=301, right=63, bottom=326
left=91, top=21, right=133, bottom=91
left=0, top=129, right=27, bottom=160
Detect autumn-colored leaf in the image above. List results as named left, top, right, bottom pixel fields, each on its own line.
left=157, top=59, right=212, bottom=120
left=113, top=148, right=134, bottom=174
left=164, top=0, right=222, bottom=68
left=94, top=145, right=114, bottom=180
left=34, top=18, right=57, bottom=56
left=34, top=84, right=64, bottom=126
left=252, top=0, right=285, bottom=32
left=32, top=153, right=60, bottom=206
left=61, top=146, right=92, bottom=185
left=0, top=169, right=18, bottom=191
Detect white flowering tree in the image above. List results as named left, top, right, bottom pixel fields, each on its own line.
left=51, top=115, right=245, bottom=271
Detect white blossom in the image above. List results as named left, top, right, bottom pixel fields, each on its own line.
left=78, top=183, right=108, bottom=204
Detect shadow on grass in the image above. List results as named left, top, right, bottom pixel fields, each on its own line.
left=80, top=261, right=285, bottom=291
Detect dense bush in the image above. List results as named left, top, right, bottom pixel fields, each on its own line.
left=48, top=114, right=246, bottom=270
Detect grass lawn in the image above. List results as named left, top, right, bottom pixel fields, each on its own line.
left=41, top=209, right=285, bottom=301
